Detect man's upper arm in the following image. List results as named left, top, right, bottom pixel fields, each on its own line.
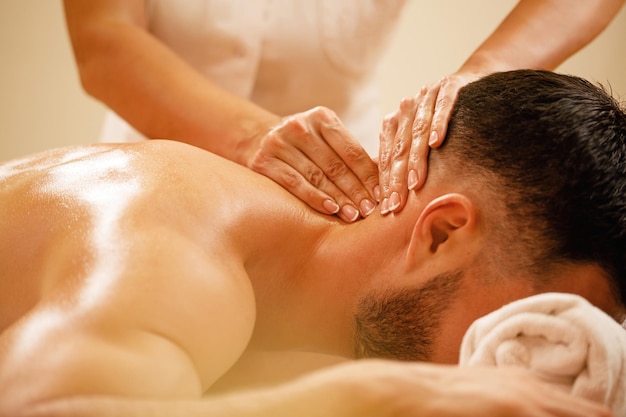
left=0, top=305, right=203, bottom=413
left=0, top=228, right=256, bottom=413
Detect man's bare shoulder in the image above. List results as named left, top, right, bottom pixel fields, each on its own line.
left=0, top=141, right=258, bottom=408
left=0, top=140, right=247, bottom=185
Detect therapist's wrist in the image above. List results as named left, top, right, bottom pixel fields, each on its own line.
left=235, top=115, right=282, bottom=168
left=458, top=50, right=521, bottom=76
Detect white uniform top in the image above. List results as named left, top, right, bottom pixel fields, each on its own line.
left=100, top=0, right=407, bottom=156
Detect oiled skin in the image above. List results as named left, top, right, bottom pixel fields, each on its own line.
left=0, top=140, right=338, bottom=406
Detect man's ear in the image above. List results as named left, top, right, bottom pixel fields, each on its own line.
left=406, top=193, right=479, bottom=268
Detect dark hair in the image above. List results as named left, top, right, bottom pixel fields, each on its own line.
left=441, top=70, right=626, bottom=306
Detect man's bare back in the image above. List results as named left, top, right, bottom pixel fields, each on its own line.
left=0, top=140, right=338, bottom=404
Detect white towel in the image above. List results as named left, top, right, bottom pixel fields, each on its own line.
left=459, top=293, right=626, bottom=415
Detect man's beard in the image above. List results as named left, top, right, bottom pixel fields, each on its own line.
left=353, top=270, right=463, bottom=361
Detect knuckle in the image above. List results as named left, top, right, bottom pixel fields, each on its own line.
left=408, top=149, right=425, bottom=166
left=364, top=169, right=379, bottom=185
left=341, top=142, right=364, bottom=164
left=248, top=151, right=267, bottom=172
left=378, top=148, right=390, bottom=171
left=311, top=105, right=328, bottom=115
left=322, top=120, right=342, bottom=140
left=256, top=131, right=289, bottom=158
left=303, top=186, right=323, bottom=207
left=248, top=141, right=277, bottom=172
left=389, top=171, right=404, bottom=188
left=304, top=167, right=326, bottom=188
left=279, top=168, right=302, bottom=190
left=383, top=110, right=398, bottom=124
left=325, top=158, right=350, bottom=180
left=262, top=129, right=283, bottom=147
left=412, top=117, right=429, bottom=137
left=349, top=186, right=366, bottom=202
left=391, top=136, right=407, bottom=159
left=439, top=75, right=452, bottom=87
left=399, top=96, right=414, bottom=110
left=282, top=117, right=308, bottom=137
left=379, top=181, right=392, bottom=195
left=312, top=105, right=337, bottom=122
left=436, top=95, right=451, bottom=110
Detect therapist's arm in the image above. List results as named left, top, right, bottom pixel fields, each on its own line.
left=15, top=361, right=612, bottom=417
left=378, top=0, right=625, bottom=215
left=63, top=0, right=378, bottom=223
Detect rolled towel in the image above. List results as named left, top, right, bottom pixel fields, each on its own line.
left=459, top=292, right=626, bottom=415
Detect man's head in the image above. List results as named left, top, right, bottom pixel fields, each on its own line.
left=354, top=70, right=626, bottom=362
left=440, top=70, right=626, bottom=304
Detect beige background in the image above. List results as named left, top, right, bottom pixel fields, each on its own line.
left=1, top=1, right=625, bottom=161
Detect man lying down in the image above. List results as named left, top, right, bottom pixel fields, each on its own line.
left=1, top=70, right=625, bottom=417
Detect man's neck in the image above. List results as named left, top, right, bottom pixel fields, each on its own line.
left=245, top=207, right=415, bottom=357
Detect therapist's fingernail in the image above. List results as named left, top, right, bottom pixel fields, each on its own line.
left=360, top=199, right=376, bottom=217
left=341, top=205, right=360, bottom=222
left=428, top=131, right=439, bottom=147
left=380, top=198, right=390, bottom=215
left=323, top=199, right=340, bottom=214
left=373, top=185, right=381, bottom=202
left=389, top=192, right=401, bottom=212
left=408, top=170, right=419, bottom=190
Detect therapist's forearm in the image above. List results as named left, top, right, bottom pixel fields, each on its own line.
left=21, top=373, right=361, bottom=417
left=459, top=0, right=625, bottom=73
left=66, top=11, right=279, bottom=166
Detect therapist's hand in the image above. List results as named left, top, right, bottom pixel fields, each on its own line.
left=248, top=106, right=379, bottom=223
left=378, top=72, right=482, bottom=215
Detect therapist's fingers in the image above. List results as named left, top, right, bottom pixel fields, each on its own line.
left=405, top=85, right=439, bottom=195
left=386, top=72, right=482, bottom=212
left=428, top=72, right=483, bottom=148
left=377, top=109, right=398, bottom=215
left=251, top=147, right=361, bottom=223
left=312, top=108, right=379, bottom=214
left=386, top=80, right=449, bottom=203
left=378, top=96, right=419, bottom=215
left=249, top=107, right=378, bottom=222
